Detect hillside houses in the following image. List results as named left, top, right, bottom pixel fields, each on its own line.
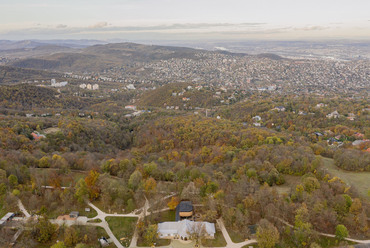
left=326, top=111, right=340, bottom=119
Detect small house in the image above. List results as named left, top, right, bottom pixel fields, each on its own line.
left=69, top=211, right=79, bottom=219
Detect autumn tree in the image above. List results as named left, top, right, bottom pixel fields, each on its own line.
left=64, top=226, right=79, bottom=246
left=75, top=178, right=89, bottom=203
left=39, top=156, right=50, bottom=168
left=85, top=170, right=101, bottom=200
left=256, top=219, right=280, bottom=248
left=143, top=224, right=158, bottom=246
left=335, top=224, right=348, bottom=242
left=167, top=196, right=179, bottom=210
left=143, top=162, right=158, bottom=177
left=144, top=177, right=157, bottom=193
left=129, top=170, right=142, bottom=190
left=294, top=203, right=314, bottom=247
left=8, top=174, right=18, bottom=187
left=32, top=215, right=56, bottom=243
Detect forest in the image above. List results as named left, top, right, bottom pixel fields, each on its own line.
left=0, top=85, right=369, bottom=248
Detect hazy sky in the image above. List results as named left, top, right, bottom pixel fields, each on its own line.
left=1, top=0, right=370, bottom=40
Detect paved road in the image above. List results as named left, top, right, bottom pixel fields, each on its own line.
left=216, top=218, right=257, bottom=248
left=87, top=201, right=141, bottom=248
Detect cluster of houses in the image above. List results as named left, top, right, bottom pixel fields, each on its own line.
left=79, top=83, right=99, bottom=90
left=157, top=201, right=216, bottom=241
left=51, top=79, right=68, bottom=87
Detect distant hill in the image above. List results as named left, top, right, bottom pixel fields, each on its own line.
left=0, top=40, right=47, bottom=50
left=9, top=42, right=209, bottom=72
left=8, top=42, right=285, bottom=74
left=0, top=39, right=106, bottom=50
left=0, top=45, right=76, bottom=59
left=0, top=66, right=63, bottom=84
left=257, top=53, right=284, bottom=60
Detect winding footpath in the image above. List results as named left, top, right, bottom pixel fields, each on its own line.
left=17, top=199, right=31, bottom=218
left=274, top=217, right=370, bottom=245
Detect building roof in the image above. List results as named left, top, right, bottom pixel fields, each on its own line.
left=0, top=212, right=15, bottom=225
left=178, top=201, right=193, bottom=212
left=176, top=201, right=193, bottom=221
left=158, top=220, right=215, bottom=238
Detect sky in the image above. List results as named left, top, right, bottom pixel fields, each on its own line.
left=0, top=0, right=370, bottom=40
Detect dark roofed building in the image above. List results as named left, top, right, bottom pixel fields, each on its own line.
left=69, top=211, right=79, bottom=219
left=176, top=201, right=193, bottom=221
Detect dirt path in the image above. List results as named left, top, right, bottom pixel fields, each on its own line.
left=17, top=199, right=31, bottom=218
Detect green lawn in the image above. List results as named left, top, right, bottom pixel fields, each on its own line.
left=320, top=156, right=370, bottom=199
left=159, top=210, right=176, bottom=222
left=241, top=245, right=258, bottom=248
left=202, top=231, right=227, bottom=247
left=93, top=199, right=128, bottom=214
left=78, top=205, right=98, bottom=218
left=229, top=229, right=246, bottom=243
left=105, top=216, right=138, bottom=245
left=137, top=236, right=171, bottom=247
left=37, top=202, right=97, bottom=219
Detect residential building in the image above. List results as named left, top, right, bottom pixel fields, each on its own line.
left=157, top=220, right=216, bottom=241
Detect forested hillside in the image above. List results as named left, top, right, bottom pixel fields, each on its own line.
left=0, top=66, right=62, bottom=84
left=0, top=84, right=104, bottom=109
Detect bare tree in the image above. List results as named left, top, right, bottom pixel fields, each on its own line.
left=187, top=222, right=207, bottom=245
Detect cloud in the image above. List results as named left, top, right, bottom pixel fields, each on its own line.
left=296, top=26, right=328, bottom=31
left=89, top=22, right=108, bottom=29
left=1, top=22, right=368, bottom=40
left=56, top=24, right=67, bottom=29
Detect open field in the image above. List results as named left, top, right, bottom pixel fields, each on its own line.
left=202, top=231, right=227, bottom=247
left=229, top=229, right=246, bottom=243
left=158, top=210, right=176, bottom=222
left=273, top=175, right=301, bottom=195
left=137, top=236, right=171, bottom=247
left=105, top=217, right=137, bottom=246
left=320, top=156, right=370, bottom=199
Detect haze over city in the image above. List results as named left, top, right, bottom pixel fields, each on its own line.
left=1, top=0, right=370, bottom=40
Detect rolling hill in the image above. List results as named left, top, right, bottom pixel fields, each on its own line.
left=9, top=43, right=211, bottom=72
